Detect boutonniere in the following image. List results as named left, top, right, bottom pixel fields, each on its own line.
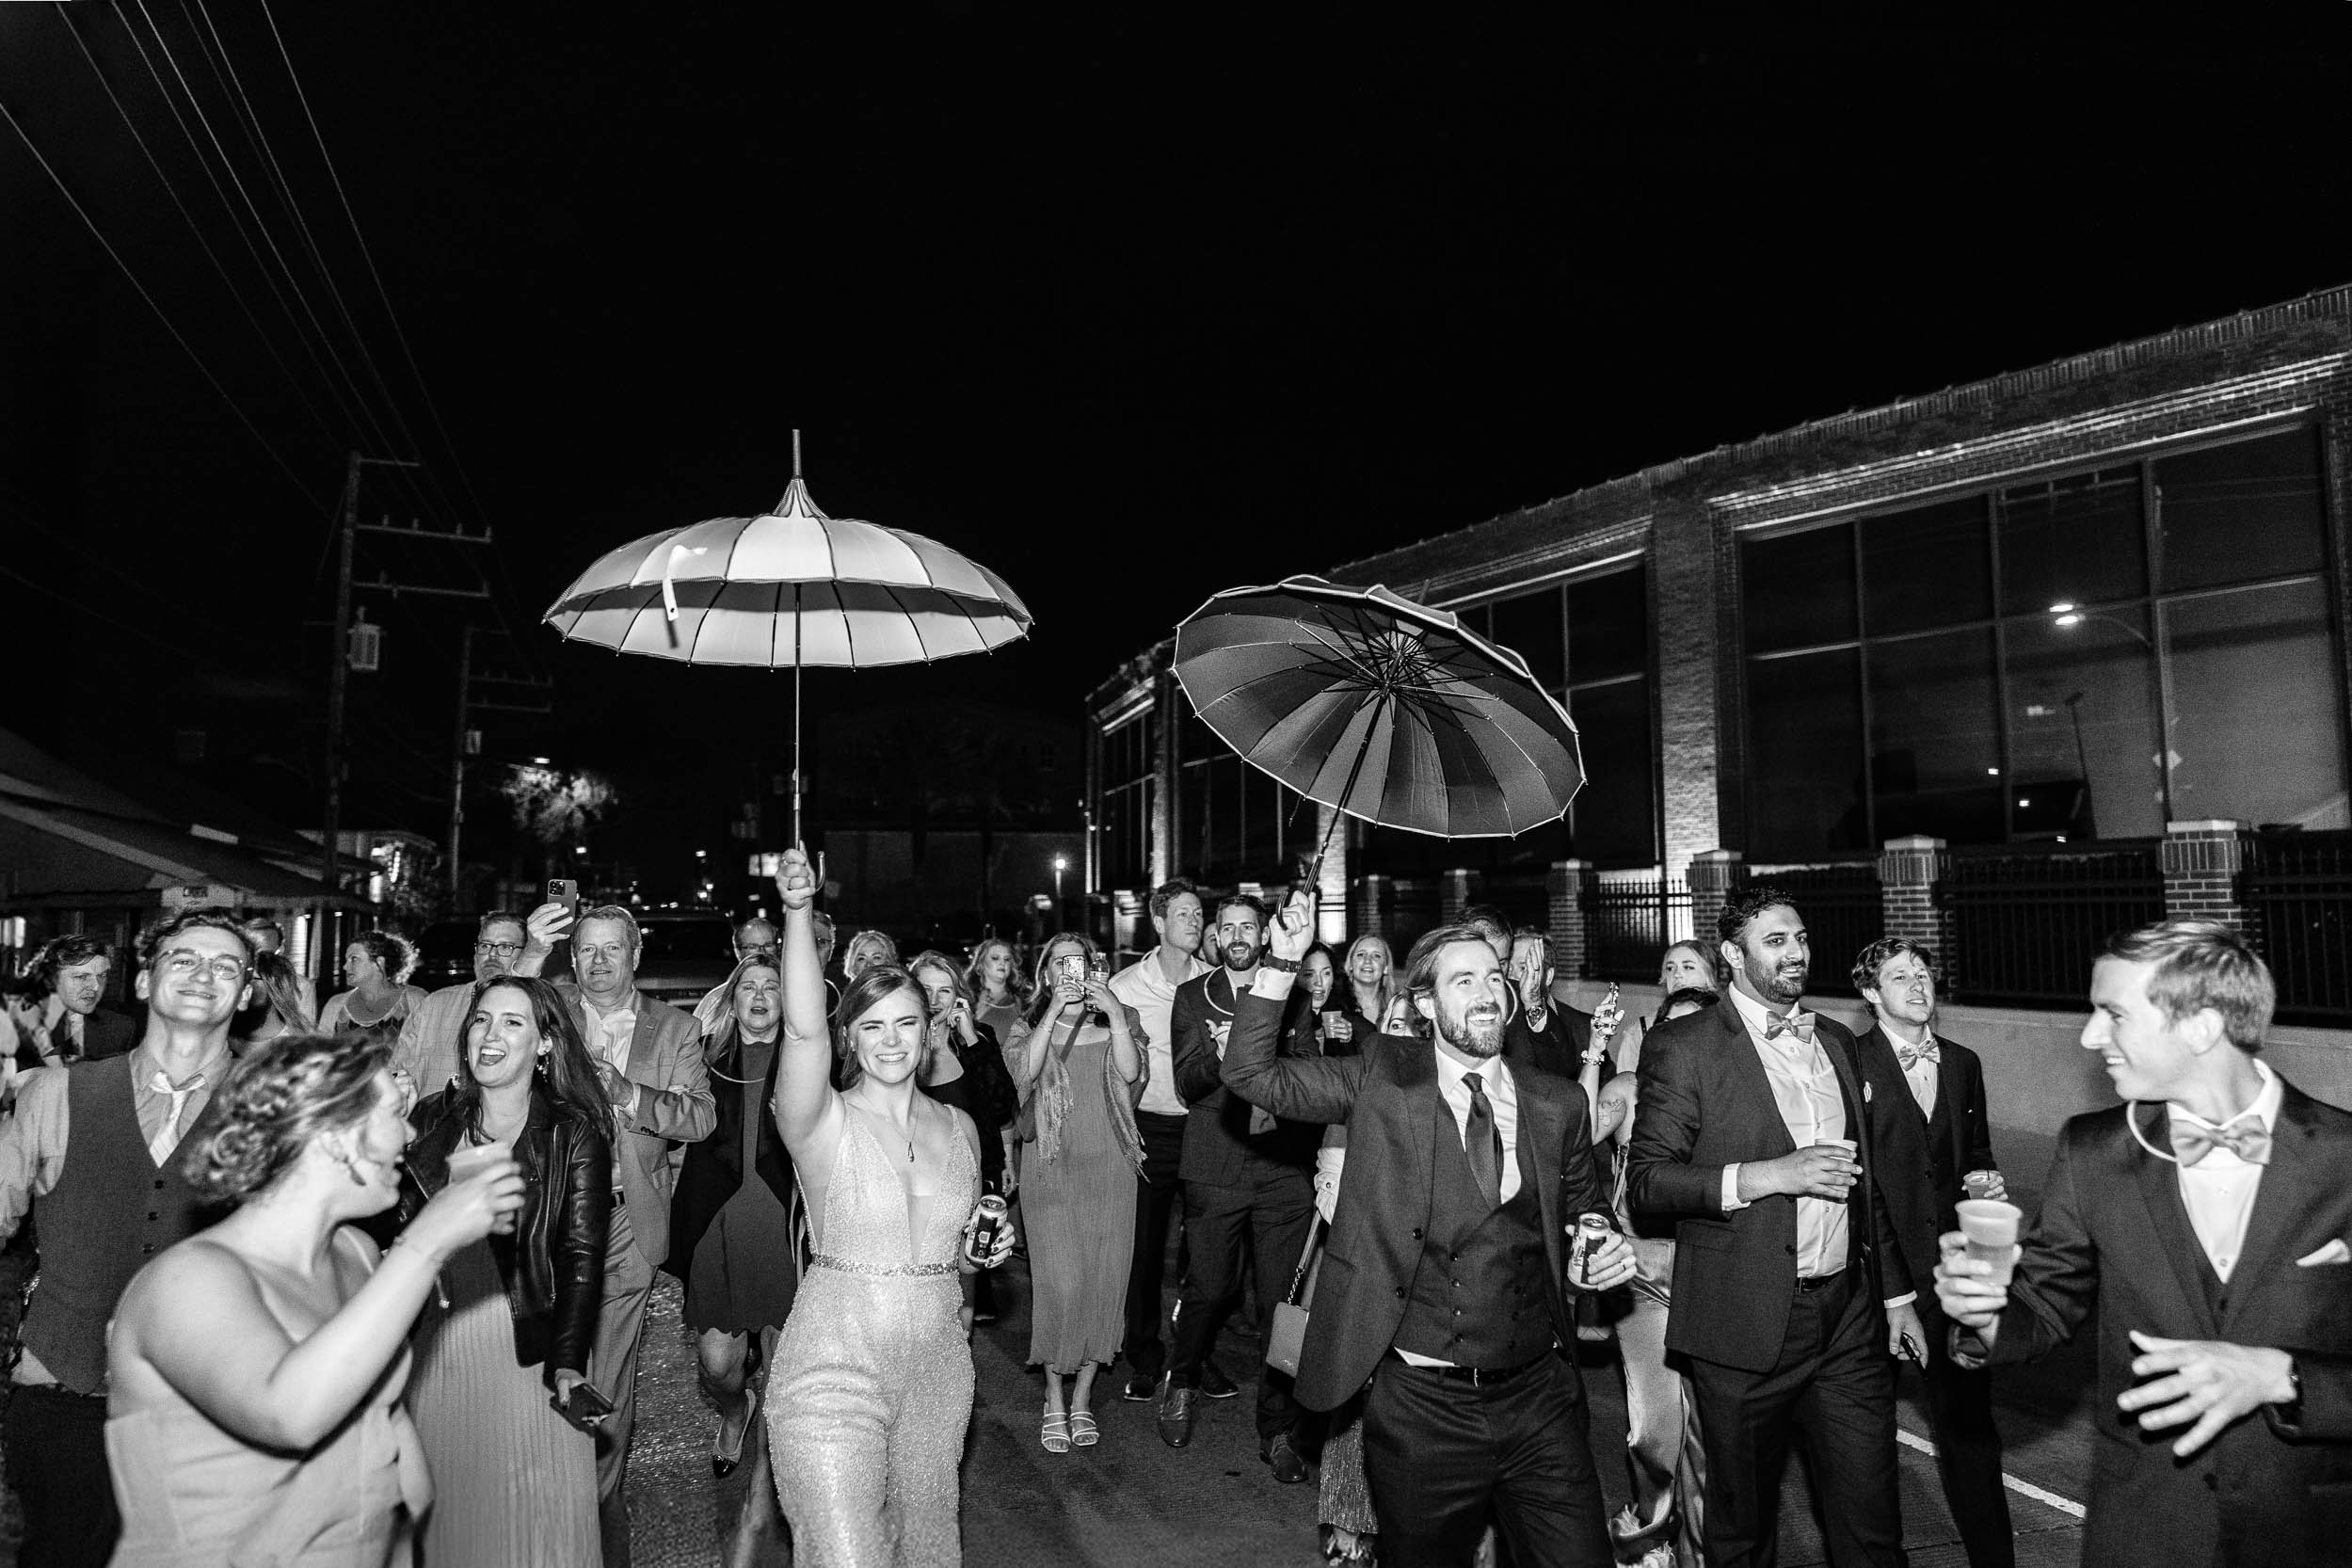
left=1864, top=1080, right=1874, bottom=1104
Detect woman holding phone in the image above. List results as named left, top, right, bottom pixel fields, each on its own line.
left=763, top=849, right=1014, bottom=1567
left=1005, top=934, right=1146, bottom=1451
left=400, top=975, right=612, bottom=1567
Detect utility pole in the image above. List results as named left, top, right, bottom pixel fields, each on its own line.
left=449, top=625, right=474, bottom=895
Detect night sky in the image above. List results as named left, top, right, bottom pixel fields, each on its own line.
left=6, top=5, right=2351, bottom=891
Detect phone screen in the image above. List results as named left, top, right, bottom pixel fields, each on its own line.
left=1057, top=955, right=1087, bottom=984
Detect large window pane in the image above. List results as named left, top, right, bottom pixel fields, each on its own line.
left=2004, top=608, right=2163, bottom=840
left=1568, top=679, right=1656, bottom=866
left=1742, top=525, right=1857, bottom=653
left=1867, top=629, right=2004, bottom=842
left=1491, top=588, right=1565, bottom=689
left=1748, top=648, right=1866, bottom=859
left=2165, top=579, right=2348, bottom=828
left=1569, top=564, right=1649, bottom=684
left=2156, top=428, right=2327, bottom=593
left=1997, top=466, right=2144, bottom=614
left=1862, top=496, right=1992, bottom=632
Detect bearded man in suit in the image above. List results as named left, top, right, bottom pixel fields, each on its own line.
left=1625, top=886, right=1920, bottom=1568
left=1937, top=920, right=2352, bottom=1568
left=1850, top=936, right=2011, bottom=1568
left=1221, top=889, right=1635, bottom=1566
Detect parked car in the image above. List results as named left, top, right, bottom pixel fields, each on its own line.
left=628, top=914, right=736, bottom=1010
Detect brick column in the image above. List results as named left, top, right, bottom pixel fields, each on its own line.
left=1547, top=860, right=1592, bottom=981
left=1353, top=873, right=1396, bottom=942
left=1686, top=849, right=1743, bottom=952
left=1877, top=835, right=1947, bottom=959
left=2161, top=819, right=2257, bottom=931
left=1440, top=869, right=1477, bottom=925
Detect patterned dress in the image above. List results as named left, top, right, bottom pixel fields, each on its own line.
left=765, top=1101, right=979, bottom=1567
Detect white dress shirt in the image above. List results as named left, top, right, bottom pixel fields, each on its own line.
left=2172, top=1059, right=2282, bottom=1284
left=1720, top=986, right=1850, bottom=1281
left=1109, top=950, right=1212, bottom=1117
left=1887, top=1023, right=1939, bottom=1118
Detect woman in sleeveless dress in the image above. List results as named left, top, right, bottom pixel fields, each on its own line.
left=1005, top=934, right=1144, bottom=1451
left=320, top=932, right=428, bottom=1049
left=762, top=848, right=1015, bottom=1568
left=104, top=1030, right=525, bottom=1566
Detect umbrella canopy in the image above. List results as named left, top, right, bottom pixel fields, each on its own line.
left=1172, top=576, right=1582, bottom=842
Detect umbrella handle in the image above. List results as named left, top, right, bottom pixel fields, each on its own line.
left=661, top=544, right=709, bottom=622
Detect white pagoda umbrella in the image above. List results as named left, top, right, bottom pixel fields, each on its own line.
left=543, top=436, right=1032, bottom=839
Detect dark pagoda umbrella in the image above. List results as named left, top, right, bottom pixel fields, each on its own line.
left=1172, top=576, right=1583, bottom=880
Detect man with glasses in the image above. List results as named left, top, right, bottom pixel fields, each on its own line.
left=0, top=910, right=252, bottom=1568
left=394, top=909, right=534, bottom=1095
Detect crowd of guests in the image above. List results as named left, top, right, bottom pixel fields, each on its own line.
left=0, top=861, right=2342, bottom=1567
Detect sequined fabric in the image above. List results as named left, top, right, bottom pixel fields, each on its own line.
left=766, top=1107, right=978, bottom=1567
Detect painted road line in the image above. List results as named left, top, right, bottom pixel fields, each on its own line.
left=1894, top=1427, right=2087, bottom=1519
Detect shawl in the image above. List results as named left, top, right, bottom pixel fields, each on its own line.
left=1015, top=1000, right=1148, bottom=1173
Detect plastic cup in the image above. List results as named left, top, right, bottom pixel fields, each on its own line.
left=1957, top=1198, right=2022, bottom=1288
left=1961, top=1168, right=2004, bottom=1201
left=448, top=1142, right=518, bottom=1234
left=1814, top=1137, right=1858, bottom=1203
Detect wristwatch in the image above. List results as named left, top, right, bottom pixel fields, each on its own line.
left=1260, top=955, right=1302, bottom=973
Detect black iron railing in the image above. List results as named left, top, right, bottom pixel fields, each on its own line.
left=1940, top=842, right=2166, bottom=1007
left=1582, top=878, right=1692, bottom=980
left=1741, top=863, right=1885, bottom=995
left=1386, top=876, right=1444, bottom=958
left=2245, top=830, right=2352, bottom=1025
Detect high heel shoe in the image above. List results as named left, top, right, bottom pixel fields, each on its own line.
left=711, top=1400, right=752, bottom=1479
left=1040, top=1410, right=1071, bottom=1453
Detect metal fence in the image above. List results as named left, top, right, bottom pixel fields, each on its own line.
left=1940, top=842, right=2167, bottom=1007
left=1582, top=878, right=1691, bottom=980
left=1740, top=863, right=1885, bottom=996
left=2245, top=830, right=2352, bottom=1025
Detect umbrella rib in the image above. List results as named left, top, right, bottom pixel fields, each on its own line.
left=881, top=584, right=931, bottom=662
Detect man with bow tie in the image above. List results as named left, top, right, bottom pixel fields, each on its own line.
left=1851, top=938, right=2011, bottom=1568
left=1938, top=920, right=2352, bottom=1568
left=1626, top=887, right=1917, bottom=1567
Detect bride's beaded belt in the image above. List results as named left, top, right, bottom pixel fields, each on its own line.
left=809, top=1255, right=957, bottom=1278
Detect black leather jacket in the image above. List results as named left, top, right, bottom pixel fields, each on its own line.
left=399, top=1087, right=611, bottom=1385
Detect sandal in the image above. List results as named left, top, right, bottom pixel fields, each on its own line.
left=1039, top=1410, right=1071, bottom=1453
left=1067, top=1410, right=1099, bottom=1448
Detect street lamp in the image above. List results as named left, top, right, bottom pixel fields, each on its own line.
left=1052, top=855, right=1068, bottom=930
left=2048, top=601, right=2152, bottom=648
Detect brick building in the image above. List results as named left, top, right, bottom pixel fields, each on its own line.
left=1084, top=285, right=2352, bottom=1116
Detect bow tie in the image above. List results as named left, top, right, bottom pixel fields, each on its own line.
left=1764, top=1010, right=1816, bottom=1044
left=1896, top=1040, right=1941, bottom=1072
left=2170, top=1115, right=2271, bottom=1168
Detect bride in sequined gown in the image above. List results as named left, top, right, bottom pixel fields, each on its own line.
left=761, top=848, right=1014, bottom=1568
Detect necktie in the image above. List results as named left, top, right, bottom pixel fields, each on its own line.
left=1463, top=1071, right=1502, bottom=1209
left=1896, top=1039, right=1941, bottom=1071
left=1765, top=1009, right=1816, bottom=1044
left=2170, top=1114, right=2271, bottom=1167
left=148, top=1070, right=207, bottom=1166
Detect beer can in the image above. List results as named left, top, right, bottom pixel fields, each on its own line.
left=1575, top=1213, right=1613, bottom=1284
left=968, top=1192, right=1009, bottom=1264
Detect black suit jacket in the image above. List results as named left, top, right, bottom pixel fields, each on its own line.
left=1991, top=1080, right=2352, bottom=1567
left=1502, top=1002, right=1594, bottom=1080
left=1171, top=968, right=1319, bottom=1184
left=1624, top=993, right=1903, bottom=1372
left=1855, top=1024, right=1994, bottom=1302
left=1219, top=989, right=1612, bottom=1412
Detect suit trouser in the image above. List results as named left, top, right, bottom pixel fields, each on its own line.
left=1684, top=1269, right=1902, bottom=1568
left=1122, top=1110, right=1188, bottom=1379
left=1362, top=1353, right=1612, bottom=1568
left=4, top=1383, right=115, bottom=1568
left=591, top=1196, right=657, bottom=1568
left=1169, top=1164, right=1312, bottom=1442
left=1914, top=1304, right=2011, bottom=1568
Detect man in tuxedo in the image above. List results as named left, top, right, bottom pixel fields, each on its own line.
left=1850, top=937, right=2011, bottom=1568
left=1222, top=892, right=1636, bottom=1566
left=1625, top=886, right=1919, bottom=1568
left=5, top=936, right=136, bottom=1076
left=1938, top=920, right=2352, bottom=1568
left=1161, top=893, right=1320, bottom=1478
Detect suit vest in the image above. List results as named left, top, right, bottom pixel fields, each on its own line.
left=23, top=1054, right=216, bottom=1394
left=1393, top=1090, right=1553, bottom=1368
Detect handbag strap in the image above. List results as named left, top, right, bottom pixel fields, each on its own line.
left=1282, top=1211, right=1326, bottom=1306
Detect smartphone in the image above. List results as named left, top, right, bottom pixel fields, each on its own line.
left=551, top=1379, right=615, bottom=1434
left=1056, top=954, right=1087, bottom=984
left=547, top=878, right=580, bottom=918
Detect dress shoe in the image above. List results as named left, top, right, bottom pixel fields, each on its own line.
left=1198, top=1359, right=1239, bottom=1400
left=1156, top=1379, right=1197, bottom=1448
left=1122, top=1368, right=1159, bottom=1401
left=1262, top=1431, right=1308, bottom=1484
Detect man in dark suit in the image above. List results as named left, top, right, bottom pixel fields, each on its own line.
left=1160, top=893, right=1321, bottom=1479
left=1850, top=936, right=2011, bottom=1568
left=1626, top=886, right=1919, bottom=1568
left=1222, top=892, right=1636, bottom=1566
left=6, top=936, right=136, bottom=1076
left=1938, top=920, right=2352, bottom=1568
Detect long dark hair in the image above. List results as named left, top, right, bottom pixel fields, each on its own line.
left=831, top=965, right=930, bottom=1093
left=447, top=975, right=608, bottom=1135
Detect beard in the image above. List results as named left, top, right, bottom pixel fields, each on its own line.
left=1222, top=941, right=1259, bottom=972
left=1752, top=959, right=1808, bottom=1003
left=1435, top=1000, right=1505, bottom=1058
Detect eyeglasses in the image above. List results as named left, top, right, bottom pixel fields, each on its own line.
left=158, top=950, right=249, bottom=984
left=474, top=941, right=526, bottom=957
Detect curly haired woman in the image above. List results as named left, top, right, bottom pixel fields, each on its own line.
left=319, top=932, right=427, bottom=1051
